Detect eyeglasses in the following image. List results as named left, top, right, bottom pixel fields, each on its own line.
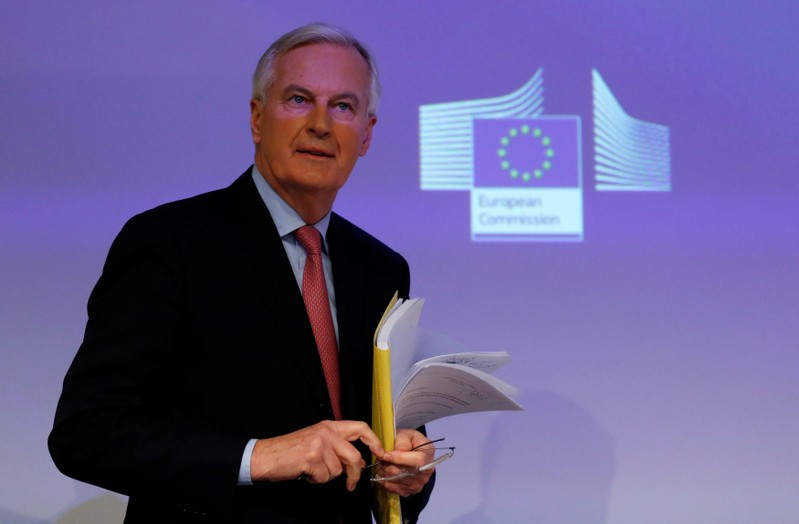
left=364, top=438, right=455, bottom=482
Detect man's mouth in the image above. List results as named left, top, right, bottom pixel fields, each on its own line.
left=298, top=148, right=334, bottom=158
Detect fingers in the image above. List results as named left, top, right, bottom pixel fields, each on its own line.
left=378, top=467, right=434, bottom=497
left=343, top=457, right=364, bottom=491
left=326, top=424, right=370, bottom=491
left=250, top=420, right=381, bottom=491
left=332, top=420, right=385, bottom=459
left=392, top=428, right=416, bottom=451
left=374, top=428, right=436, bottom=496
left=382, top=429, right=433, bottom=467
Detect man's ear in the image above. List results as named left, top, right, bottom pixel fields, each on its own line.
left=359, top=114, right=377, bottom=156
left=250, top=99, right=263, bottom=145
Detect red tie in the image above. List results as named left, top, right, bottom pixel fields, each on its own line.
left=295, top=226, right=342, bottom=420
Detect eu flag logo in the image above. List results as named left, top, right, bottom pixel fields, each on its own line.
left=473, top=117, right=580, bottom=188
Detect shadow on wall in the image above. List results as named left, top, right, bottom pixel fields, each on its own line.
left=451, top=389, right=616, bottom=524
left=55, top=494, right=127, bottom=524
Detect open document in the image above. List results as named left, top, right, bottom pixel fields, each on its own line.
left=393, top=351, right=522, bottom=429
left=373, top=294, right=523, bottom=433
left=371, top=294, right=524, bottom=524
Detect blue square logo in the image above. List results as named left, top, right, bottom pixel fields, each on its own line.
left=473, top=117, right=580, bottom=188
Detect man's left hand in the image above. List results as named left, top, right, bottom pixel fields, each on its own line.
left=375, top=429, right=435, bottom=497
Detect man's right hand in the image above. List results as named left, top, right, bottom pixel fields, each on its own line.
left=250, top=420, right=385, bottom=491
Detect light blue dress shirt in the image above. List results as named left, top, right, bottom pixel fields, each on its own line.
left=238, top=165, right=340, bottom=485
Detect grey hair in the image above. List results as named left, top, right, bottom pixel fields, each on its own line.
left=252, top=23, right=381, bottom=116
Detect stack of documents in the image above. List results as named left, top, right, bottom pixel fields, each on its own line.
left=371, top=295, right=523, bottom=524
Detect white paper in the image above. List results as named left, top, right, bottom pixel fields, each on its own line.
left=394, top=362, right=523, bottom=429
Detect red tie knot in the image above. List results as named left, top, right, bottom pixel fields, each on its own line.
left=295, top=225, right=322, bottom=256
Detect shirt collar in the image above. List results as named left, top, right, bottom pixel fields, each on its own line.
left=250, top=165, right=331, bottom=247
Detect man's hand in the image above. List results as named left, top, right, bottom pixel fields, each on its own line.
left=250, top=420, right=385, bottom=491
left=375, top=428, right=435, bottom=497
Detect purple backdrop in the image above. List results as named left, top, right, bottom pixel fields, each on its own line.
left=2, top=1, right=797, bottom=522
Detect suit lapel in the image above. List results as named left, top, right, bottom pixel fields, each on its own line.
left=226, top=170, right=332, bottom=416
left=328, top=214, right=373, bottom=421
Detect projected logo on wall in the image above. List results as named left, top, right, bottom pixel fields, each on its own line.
left=419, top=68, right=671, bottom=242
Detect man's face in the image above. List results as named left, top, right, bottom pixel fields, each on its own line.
left=250, top=43, right=376, bottom=212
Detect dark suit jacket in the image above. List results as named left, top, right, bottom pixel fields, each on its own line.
left=49, top=169, right=432, bottom=523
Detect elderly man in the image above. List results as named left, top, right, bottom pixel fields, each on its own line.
left=49, top=23, right=434, bottom=523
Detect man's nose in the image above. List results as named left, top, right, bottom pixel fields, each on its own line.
left=307, top=103, right=331, bottom=137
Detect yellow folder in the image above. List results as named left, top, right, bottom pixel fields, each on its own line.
left=372, top=293, right=402, bottom=524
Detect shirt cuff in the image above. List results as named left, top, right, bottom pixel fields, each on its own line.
left=237, top=438, right=258, bottom=486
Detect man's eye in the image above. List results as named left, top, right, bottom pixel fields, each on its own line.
left=291, top=95, right=306, bottom=104
left=335, top=102, right=352, bottom=112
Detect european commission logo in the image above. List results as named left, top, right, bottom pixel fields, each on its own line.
left=474, top=118, right=579, bottom=188
left=420, top=68, right=671, bottom=242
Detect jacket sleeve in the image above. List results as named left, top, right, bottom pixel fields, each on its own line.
left=48, top=211, right=248, bottom=515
